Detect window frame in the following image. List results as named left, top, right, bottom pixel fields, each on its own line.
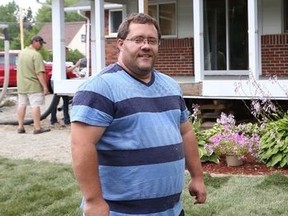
left=284, top=0, right=288, bottom=32
left=108, top=9, right=123, bottom=36
left=148, top=1, right=177, bottom=38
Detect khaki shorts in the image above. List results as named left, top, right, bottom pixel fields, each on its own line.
left=18, top=92, right=45, bottom=107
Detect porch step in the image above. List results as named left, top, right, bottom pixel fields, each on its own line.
left=201, top=121, right=216, bottom=130
left=199, top=100, right=226, bottom=128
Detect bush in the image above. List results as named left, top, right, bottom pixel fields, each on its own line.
left=204, top=113, right=261, bottom=160
left=259, top=113, right=288, bottom=167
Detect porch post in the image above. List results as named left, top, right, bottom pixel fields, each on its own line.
left=248, top=0, right=260, bottom=79
left=193, top=0, right=204, bottom=82
left=138, top=0, right=148, bottom=14
left=52, top=0, right=66, bottom=85
left=91, top=0, right=105, bottom=75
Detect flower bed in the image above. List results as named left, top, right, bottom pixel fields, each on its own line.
left=202, top=156, right=288, bottom=175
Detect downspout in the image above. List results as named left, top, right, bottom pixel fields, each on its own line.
left=0, top=24, right=10, bottom=104
left=77, top=10, right=90, bottom=77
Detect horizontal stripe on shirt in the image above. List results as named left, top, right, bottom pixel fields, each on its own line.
left=72, top=91, right=186, bottom=119
left=106, top=192, right=181, bottom=214
left=98, top=143, right=184, bottom=166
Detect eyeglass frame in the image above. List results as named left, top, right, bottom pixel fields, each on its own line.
left=124, top=36, right=161, bottom=46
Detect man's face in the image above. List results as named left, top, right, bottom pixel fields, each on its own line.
left=117, top=23, right=159, bottom=80
left=33, top=40, right=44, bottom=50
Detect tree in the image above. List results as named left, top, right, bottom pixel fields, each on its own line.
left=35, top=0, right=85, bottom=26
left=0, top=1, right=37, bottom=50
left=23, top=7, right=34, bottom=31
left=0, top=1, right=19, bottom=50
left=0, top=0, right=86, bottom=54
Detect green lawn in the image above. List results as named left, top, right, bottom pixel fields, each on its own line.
left=1, top=156, right=288, bottom=216
left=0, top=157, right=82, bottom=216
left=183, top=172, right=288, bottom=216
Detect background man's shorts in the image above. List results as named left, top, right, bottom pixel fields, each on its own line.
left=18, top=92, right=45, bottom=107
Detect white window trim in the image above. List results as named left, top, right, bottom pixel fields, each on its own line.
left=108, top=9, right=122, bottom=37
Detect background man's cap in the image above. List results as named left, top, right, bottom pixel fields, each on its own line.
left=31, top=35, right=46, bottom=44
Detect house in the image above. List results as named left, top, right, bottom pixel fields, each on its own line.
left=42, top=0, right=288, bottom=116
left=37, top=21, right=86, bottom=55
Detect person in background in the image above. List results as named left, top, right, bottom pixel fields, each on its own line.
left=16, top=35, right=51, bottom=134
left=70, top=13, right=207, bottom=216
left=74, top=57, right=87, bottom=78
left=49, top=47, right=79, bottom=127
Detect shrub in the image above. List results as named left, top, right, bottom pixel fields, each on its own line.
left=204, top=113, right=261, bottom=160
left=190, top=104, right=219, bottom=163
left=259, top=113, right=288, bottom=167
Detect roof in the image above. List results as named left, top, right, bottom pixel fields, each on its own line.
left=37, top=21, right=85, bottom=50
left=64, top=1, right=122, bottom=12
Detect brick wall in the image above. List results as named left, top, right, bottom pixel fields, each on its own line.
left=105, top=37, right=194, bottom=76
left=261, top=34, right=288, bottom=76
left=105, top=38, right=118, bottom=65
left=155, top=38, right=194, bottom=76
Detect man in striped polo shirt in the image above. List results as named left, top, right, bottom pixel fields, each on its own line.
left=71, top=13, right=207, bottom=216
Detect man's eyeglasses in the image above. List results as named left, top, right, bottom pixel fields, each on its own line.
left=125, top=36, right=160, bottom=46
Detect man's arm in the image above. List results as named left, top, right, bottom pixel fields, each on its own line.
left=71, top=122, right=109, bottom=216
left=181, top=121, right=207, bottom=204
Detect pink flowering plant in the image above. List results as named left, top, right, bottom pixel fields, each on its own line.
left=204, top=113, right=261, bottom=160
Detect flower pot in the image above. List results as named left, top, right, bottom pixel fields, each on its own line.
left=225, top=155, right=243, bottom=166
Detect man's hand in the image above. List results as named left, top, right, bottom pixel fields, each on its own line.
left=43, top=87, right=50, bottom=95
left=188, top=178, right=207, bottom=204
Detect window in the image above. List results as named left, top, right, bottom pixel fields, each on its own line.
left=109, top=10, right=122, bottom=35
left=148, top=2, right=176, bottom=36
left=81, top=34, right=86, bottom=43
left=284, top=0, right=288, bottom=32
left=204, top=0, right=248, bottom=71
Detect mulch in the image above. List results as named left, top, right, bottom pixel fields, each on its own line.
left=202, top=156, right=288, bottom=176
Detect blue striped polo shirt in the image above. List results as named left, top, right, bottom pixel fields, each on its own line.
left=71, top=63, right=189, bottom=215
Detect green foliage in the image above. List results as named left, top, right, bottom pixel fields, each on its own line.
left=206, top=119, right=261, bottom=160
left=0, top=0, right=86, bottom=51
left=39, top=47, right=52, bottom=61
left=191, top=119, right=220, bottom=164
left=35, top=0, right=85, bottom=24
left=35, top=7, right=52, bottom=24
left=259, top=113, right=288, bottom=167
left=0, top=1, right=20, bottom=50
left=23, top=8, right=35, bottom=31
left=189, top=104, right=220, bottom=163
left=67, top=49, right=85, bottom=64
left=192, top=112, right=261, bottom=164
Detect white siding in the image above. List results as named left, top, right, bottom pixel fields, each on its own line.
left=68, top=24, right=86, bottom=55
left=262, top=0, right=282, bottom=34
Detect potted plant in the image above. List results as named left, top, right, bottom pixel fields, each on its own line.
left=204, top=113, right=261, bottom=166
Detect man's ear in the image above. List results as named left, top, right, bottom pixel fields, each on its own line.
left=117, top=39, right=124, bottom=51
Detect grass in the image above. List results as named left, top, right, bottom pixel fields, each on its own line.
left=183, top=173, right=288, bottom=215
left=1, top=157, right=288, bottom=216
left=0, top=157, right=82, bottom=216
